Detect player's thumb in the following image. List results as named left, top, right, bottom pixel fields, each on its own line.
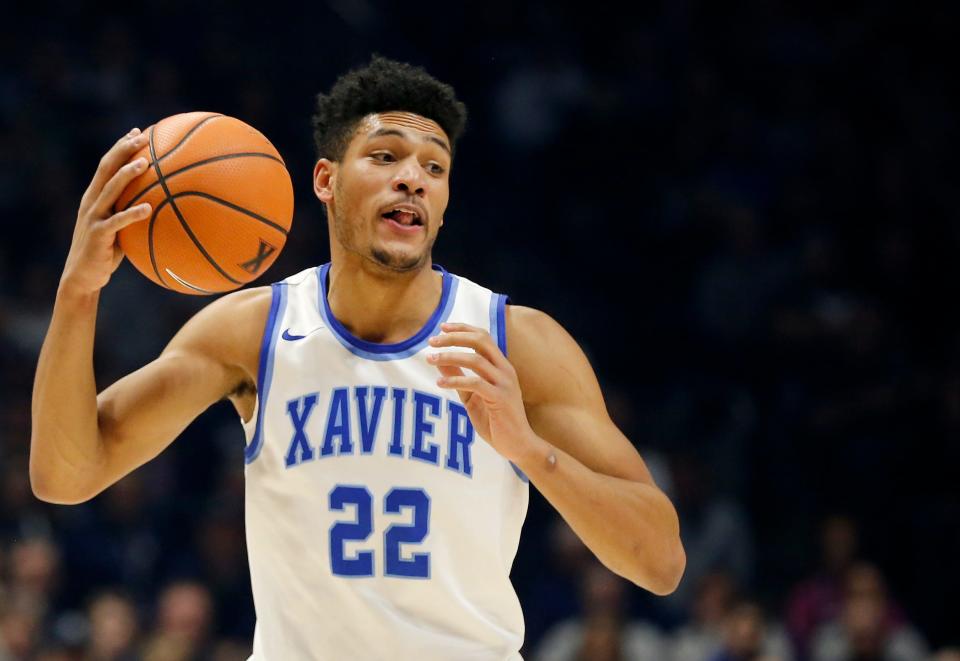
left=111, top=241, right=126, bottom=272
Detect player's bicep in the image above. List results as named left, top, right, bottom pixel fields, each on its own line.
left=95, top=286, right=267, bottom=483
left=526, top=401, right=653, bottom=484
left=509, top=305, right=653, bottom=484
left=96, top=347, right=237, bottom=476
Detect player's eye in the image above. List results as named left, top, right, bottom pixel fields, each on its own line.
left=371, top=152, right=395, bottom=162
left=426, top=162, right=446, bottom=175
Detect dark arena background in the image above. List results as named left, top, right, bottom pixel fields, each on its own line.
left=1, top=2, right=957, bottom=660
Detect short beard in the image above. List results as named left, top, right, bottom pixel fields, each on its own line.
left=370, top=246, right=427, bottom=272
left=331, top=201, right=432, bottom=273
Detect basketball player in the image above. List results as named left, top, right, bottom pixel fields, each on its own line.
left=30, top=57, right=685, bottom=659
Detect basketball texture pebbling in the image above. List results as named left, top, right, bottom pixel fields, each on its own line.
left=114, top=112, right=294, bottom=295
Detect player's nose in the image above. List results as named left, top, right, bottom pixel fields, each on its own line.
left=391, top=160, right=425, bottom=196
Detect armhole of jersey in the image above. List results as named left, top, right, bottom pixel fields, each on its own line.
left=244, top=282, right=288, bottom=465
left=489, top=293, right=510, bottom=357
left=490, top=292, right=528, bottom=484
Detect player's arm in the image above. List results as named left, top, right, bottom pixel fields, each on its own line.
left=507, top=307, right=685, bottom=594
left=429, top=308, right=685, bottom=595
left=29, top=127, right=265, bottom=504
left=32, top=286, right=266, bottom=505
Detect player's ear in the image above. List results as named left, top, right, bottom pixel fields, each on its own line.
left=313, top=159, right=336, bottom=203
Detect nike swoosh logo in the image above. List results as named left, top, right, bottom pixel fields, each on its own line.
left=282, top=327, right=323, bottom=341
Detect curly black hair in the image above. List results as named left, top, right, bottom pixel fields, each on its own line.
left=311, top=55, right=468, bottom=162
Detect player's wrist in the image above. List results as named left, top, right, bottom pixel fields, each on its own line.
left=511, top=430, right=555, bottom=474
left=57, top=274, right=101, bottom=309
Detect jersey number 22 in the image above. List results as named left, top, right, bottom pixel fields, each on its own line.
left=329, top=485, right=430, bottom=579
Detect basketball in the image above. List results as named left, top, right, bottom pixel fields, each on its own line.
left=114, top=112, right=294, bottom=295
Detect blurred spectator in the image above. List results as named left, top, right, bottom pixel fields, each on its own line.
left=663, top=452, right=754, bottom=618
left=786, top=514, right=860, bottom=655
left=0, top=595, right=41, bottom=661
left=141, top=581, right=214, bottom=661
left=33, top=646, right=75, bottom=661
left=810, top=563, right=927, bottom=661
left=694, top=203, right=789, bottom=345
left=0, top=454, right=53, bottom=541
left=931, top=650, right=960, bottom=661
left=187, top=501, right=253, bottom=639
left=56, top=471, right=163, bottom=606
left=523, top=517, right=593, bottom=647
left=6, top=537, right=61, bottom=621
left=492, top=51, right=588, bottom=149
left=671, top=571, right=737, bottom=661
left=533, top=562, right=666, bottom=661
left=209, top=639, right=251, bottom=661
left=84, top=589, right=140, bottom=661
left=708, top=601, right=795, bottom=661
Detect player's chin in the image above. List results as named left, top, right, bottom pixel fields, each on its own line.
left=369, top=244, right=429, bottom=273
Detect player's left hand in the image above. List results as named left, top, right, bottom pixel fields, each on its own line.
left=428, top=322, right=537, bottom=464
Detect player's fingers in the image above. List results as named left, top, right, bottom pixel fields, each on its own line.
left=102, top=202, right=152, bottom=234
left=435, top=365, right=473, bottom=403
left=92, top=156, right=149, bottom=217
left=83, top=129, right=140, bottom=203
left=436, top=374, right=495, bottom=398
left=429, top=329, right=510, bottom=370
left=428, top=351, right=500, bottom=384
left=440, top=322, right=483, bottom=334
left=81, top=129, right=148, bottom=214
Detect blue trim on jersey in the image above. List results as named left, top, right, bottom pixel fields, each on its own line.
left=488, top=293, right=499, bottom=353
left=489, top=292, right=528, bottom=484
left=245, top=283, right=288, bottom=464
left=496, top=294, right=509, bottom=356
left=316, top=262, right=459, bottom=361
left=489, top=292, right=511, bottom=357
left=510, top=461, right=529, bottom=483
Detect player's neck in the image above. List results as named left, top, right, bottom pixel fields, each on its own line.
left=326, top=256, right=442, bottom=345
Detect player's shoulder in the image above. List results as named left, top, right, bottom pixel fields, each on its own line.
left=505, top=304, right=568, bottom=349
left=202, top=284, right=274, bottom=327
left=192, top=266, right=322, bottom=353
left=505, top=304, right=556, bottom=334
left=166, top=284, right=274, bottom=370
left=196, top=265, right=318, bottom=327
left=504, top=304, right=599, bottom=406
left=504, top=305, right=578, bottom=367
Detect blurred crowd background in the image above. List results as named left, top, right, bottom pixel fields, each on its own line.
left=1, top=1, right=957, bottom=660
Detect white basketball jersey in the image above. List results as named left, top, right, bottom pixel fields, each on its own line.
left=241, top=263, right=529, bottom=660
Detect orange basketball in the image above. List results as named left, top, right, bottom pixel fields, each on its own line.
left=115, top=112, right=294, bottom=295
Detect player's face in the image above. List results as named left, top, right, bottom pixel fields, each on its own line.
left=316, top=112, right=452, bottom=272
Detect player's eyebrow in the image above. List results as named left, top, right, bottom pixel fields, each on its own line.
left=367, top=128, right=451, bottom=155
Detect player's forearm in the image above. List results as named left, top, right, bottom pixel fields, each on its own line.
left=515, top=433, right=685, bottom=595
left=30, top=282, right=106, bottom=503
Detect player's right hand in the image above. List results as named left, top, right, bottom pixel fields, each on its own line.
left=60, top=128, right=153, bottom=297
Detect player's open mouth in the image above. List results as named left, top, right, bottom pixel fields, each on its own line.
left=381, top=208, right=423, bottom=226
left=381, top=207, right=423, bottom=233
